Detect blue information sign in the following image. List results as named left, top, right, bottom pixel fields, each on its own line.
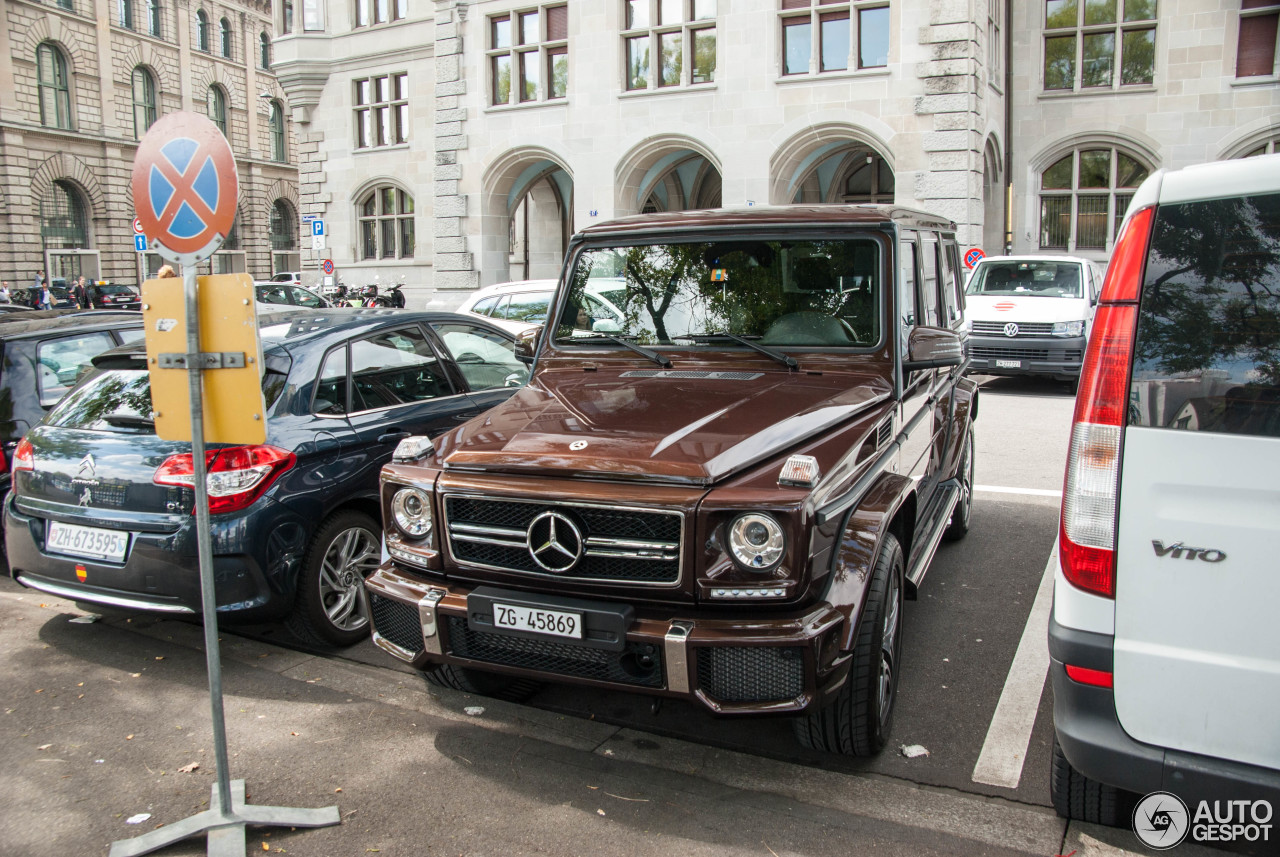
left=135, top=234, right=148, bottom=252
left=312, top=220, right=324, bottom=237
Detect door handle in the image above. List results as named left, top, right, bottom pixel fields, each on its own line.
left=377, top=430, right=411, bottom=443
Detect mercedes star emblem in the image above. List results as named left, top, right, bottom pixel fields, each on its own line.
left=526, top=511, right=583, bottom=573
left=1003, top=322, right=1019, bottom=338
left=569, top=440, right=588, bottom=451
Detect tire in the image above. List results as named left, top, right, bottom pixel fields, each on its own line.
left=420, top=663, right=542, bottom=702
left=1050, top=735, right=1136, bottom=827
left=944, top=425, right=975, bottom=541
left=285, top=510, right=382, bottom=647
left=793, top=532, right=904, bottom=756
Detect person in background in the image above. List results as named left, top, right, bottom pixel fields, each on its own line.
left=157, top=264, right=177, bottom=279
left=0, top=281, right=11, bottom=304
left=33, top=269, right=45, bottom=291
left=73, top=275, right=90, bottom=309
left=37, top=280, right=53, bottom=310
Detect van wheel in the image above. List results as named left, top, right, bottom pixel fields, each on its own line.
left=1050, top=736, right=1136, bottom=827
left=793, top=533, right=904, bottom=756
left=420, top=663, right=542, bottom=702
left=944, top=427, right=975, bottom=541
left=286, top=511, right=381, bottom=647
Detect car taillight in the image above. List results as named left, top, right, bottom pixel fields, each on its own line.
left=153, top=445, right=295, bottom=514
left=1064, top=664, right=1114, bottom=688
left=12, top=438, right=34, bottom=472
left=1059, top=204, right=1153, bottom=599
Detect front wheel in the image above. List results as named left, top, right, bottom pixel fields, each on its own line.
left=286, top=511, right=382, bottom=647
left=420, top=663, right=542, bottom=702
left=793, top=532, right=904, bottom=756
left=944, top=425, right=974, bottom=541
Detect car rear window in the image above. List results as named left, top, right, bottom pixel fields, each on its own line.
left=1129, top=192, right=1280, bottom=438
left=48, top=366, right=291, bottom=430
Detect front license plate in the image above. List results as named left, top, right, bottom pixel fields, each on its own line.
left=995, top=359, right=1022, bottom=369
left=47, top=521, right=129, bottom=562
left=492, top=602, right=583, bottom=639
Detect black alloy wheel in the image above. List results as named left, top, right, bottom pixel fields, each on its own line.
left=287, top=510, right=382, bottom=647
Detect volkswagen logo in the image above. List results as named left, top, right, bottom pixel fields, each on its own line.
left=526, top=511, right=583, bottom=573
left=76, top=453, right=96, bottom=479
left=1003, top=322, right=1019, bottom=337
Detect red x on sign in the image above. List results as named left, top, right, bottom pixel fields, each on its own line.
left=131, top=112, right=239, bottom=261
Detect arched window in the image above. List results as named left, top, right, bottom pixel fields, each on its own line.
left=838, top=151, right=895, bottom=204
left=196, top=10, right=210, bottom=51
left=36, top=43, right=72, bottom=130
left=131, top=67, right=157, bottom=139
left=41, top=181, right=89, bottom=249
left=207, top=85, right=227, bottom=136
left=146, top=0, right=161, bottom=36
left=1039, top=146, right=1151, bottom=251
left=269, top=200, right=299, bottom=272
left=281, top=0, right=293, bottom=34
left=118, top=0, right=134, bottom=29
left=358, top=186, right=415, bottom=259
left=270, top=100, right=286, bottom=162
left=220, top=17, right=232, bottom=57
left=1242, top=138, right=1279, bottom=157
left=260, top=32, right=271, bottom=69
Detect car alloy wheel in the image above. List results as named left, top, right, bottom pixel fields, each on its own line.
left=319, top=526, right=381, bottom=633
left=288, top=510, right=383, bottom=647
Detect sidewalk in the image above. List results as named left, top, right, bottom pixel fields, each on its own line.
left=0, top=580, right=1189, bottom=857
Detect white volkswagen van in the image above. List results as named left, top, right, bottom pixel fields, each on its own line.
left=964, top=255, right=1103, bottom=389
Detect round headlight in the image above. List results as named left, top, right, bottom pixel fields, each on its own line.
left=727, top=513, right=785, bottom=572
left=391, top=488, right=432, bottom=539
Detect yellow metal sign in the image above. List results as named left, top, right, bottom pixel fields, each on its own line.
left=142, top=273, right=266, bottom=445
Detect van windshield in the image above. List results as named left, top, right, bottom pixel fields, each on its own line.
left=558, top=238, right=881, bottom=347
left=967, top=261, right=1082, bottom=298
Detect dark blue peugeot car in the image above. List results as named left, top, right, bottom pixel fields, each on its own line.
left=4, top=308, right=528, bottom=645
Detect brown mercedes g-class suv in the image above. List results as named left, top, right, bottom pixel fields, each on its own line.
left=364, top=205, right=977, bottom=755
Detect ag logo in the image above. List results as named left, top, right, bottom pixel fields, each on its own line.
left=1133, top=791, right=1190, bottom=850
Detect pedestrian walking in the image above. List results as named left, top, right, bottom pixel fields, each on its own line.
left=37, top=281, right=54, bottom=310
left=0, top=281, right=11, bottom=304
left=73, top=275, right=91, bottom=309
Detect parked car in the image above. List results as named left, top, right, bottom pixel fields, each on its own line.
left=5, top=308, right=530, bottom=646
left=14, top=282, right=75, bottom=309
left=0, top=304, right=35, bottom=314
left=365, top=205, right=978, bottom=756
left=963, top=255, right=1104, bottom=389
left=89, top=282, right=142, bottom=311
left=268, top=271, right=304, bottom=286
left=0, top=310, right=145, bottom=497
left=255, top=282, right=330, bottom=308
left=457, top=279, right=625, bottom=336
left=1050, top=155, right=1280, bottom=830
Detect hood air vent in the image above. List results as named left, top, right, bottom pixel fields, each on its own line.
left=619, top=370, right=764, bottom=381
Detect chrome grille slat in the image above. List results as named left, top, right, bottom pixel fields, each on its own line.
left=972, top=320, right=1055, bottom=337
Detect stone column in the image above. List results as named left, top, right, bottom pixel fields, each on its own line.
left=430, top=0, right=477, bottom=306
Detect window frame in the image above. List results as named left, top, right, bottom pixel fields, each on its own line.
left=487, top=4, right=570, bottom=105
left=354, top=0, right=407, bottom=27
left=260, top=32, right=271, bottom=68
left=118, top=0, right=134, bottom=30
left=270, top=100, right=286, bottom=162
left=146, top=0, right=162, bottom=36
left=1236, top=0, right=1279, bottom=78
left=779, top=0, right=890, bottom=78
left=357, top=185, right=416, bottom=260
left=1042, top=0, right=1157, bottom=92
left=196, top=10, right=210, bottom=51
left=353, top=73, right=409, bottom=149
left=1038, top=145, right=1151, bottom=252
left=219, top=17, right=233, bottom=58
left=207, top=85, right=228, bottom=136
left=621, top=0, right=716, bottom=92
left=36, top=43, right=73, bottom=131
left=131, top=66, right=157, bottom=140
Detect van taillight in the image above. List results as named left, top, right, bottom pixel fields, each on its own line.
left=12, top=438, right=34, bottom=472
left=1059, top=205, right=1153, bottom=599
left=153, top=445, right=295, bottom=514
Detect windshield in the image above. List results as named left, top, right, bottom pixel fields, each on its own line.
left=966, top=260, right=1082, bottom=298
left=556, top=238, right=881, bottom=347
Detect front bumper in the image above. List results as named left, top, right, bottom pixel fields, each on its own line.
left=4, top=492, right=303, bottom=622
left=967, top=334, right=1087, bottom=379
left=1050, top=615, right=1280, bottom=806
left=365, top=564, right=851, bottom=715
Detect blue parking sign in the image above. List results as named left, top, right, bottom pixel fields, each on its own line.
left=135, top=234, right=148, bottom=252
left=312, top=219, right=324, bottom=237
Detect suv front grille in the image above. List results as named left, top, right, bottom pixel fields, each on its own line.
left=971, top=345, right=1051, bottom=361
left=972, top=321, right=1055, bottom=337
left=445, top=616, right=664, bottom=687
left=696, top=647, right=805, bottom=703
left=444, top=496, right=682, bottom=585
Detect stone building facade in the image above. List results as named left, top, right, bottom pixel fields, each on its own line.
left=0, top=0, right=299, bottom=290
left=272, top=0, right=1278, bottom=311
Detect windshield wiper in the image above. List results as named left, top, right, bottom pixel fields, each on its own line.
left=103, top=414, right=155, bottom=429
left=675, top=332, right=798, bottom=371
left=571, top=334, right=672, bottom=369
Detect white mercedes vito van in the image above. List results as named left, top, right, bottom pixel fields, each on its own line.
left=964, top=255, right=1103, bottom=389
left=1050, top=154, right=1280, bottom=843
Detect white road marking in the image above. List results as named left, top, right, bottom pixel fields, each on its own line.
left=975, top=484, right=1063, bottom=498
left=971, top=543, right=1058, bottom=789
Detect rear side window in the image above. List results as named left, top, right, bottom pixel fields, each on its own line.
left=1130, top=192, right=1280, bottom=438
left=37, top=332, right=116, bottom=407
left=48, top=367, right=290, bottom=429
left=505, top=292, right=552, bottom=323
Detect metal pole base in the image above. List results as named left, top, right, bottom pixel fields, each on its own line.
left=108, top=780, right=340, bottom=857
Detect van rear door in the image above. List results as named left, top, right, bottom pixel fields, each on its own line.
left=1112, top=190, right=1280, bottom=771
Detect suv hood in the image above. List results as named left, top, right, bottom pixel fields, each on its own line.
left=965, top=294, right=1091, bottom=324
left=437, top=368, right=891, bottom=485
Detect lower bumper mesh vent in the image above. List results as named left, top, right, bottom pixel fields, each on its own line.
left=445, top=616, right=663, bottom=688
left=696, top=647, right=805, bottom=703
left=370, top=594, right=424, bottom=655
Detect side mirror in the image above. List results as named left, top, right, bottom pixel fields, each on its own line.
left=513, top=328, right=538, bottom=365
left=903, top=326, right=965, bottom=372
